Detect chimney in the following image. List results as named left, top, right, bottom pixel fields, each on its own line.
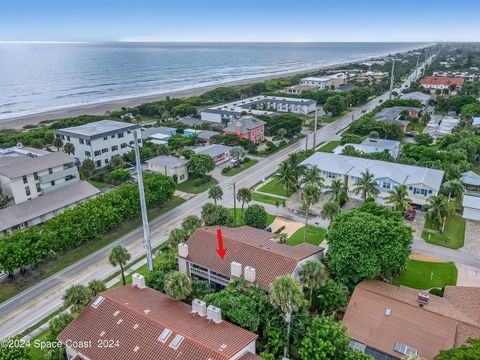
left=131, top=273, right=146, bottom=289
left=207, top=305, right=222, bottom=324
left=235, top=122, right=242, bottom=135
left=230, top=262, right=242, bottom=278
left=178, top=243, right=188, bottom=258
left=244, top=266, right=256, bottom=283
left=418, top=292, right=429, bottom=306
left=191, top=299, right=207, bottom=317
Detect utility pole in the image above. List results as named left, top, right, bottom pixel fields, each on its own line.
left=133, top=130, right=153, bottom=272
left=312, top=109, right=318, bottom=151
left=415, top=55, right=419, bottom=80
left=305, top=130, right=308, bottom=151
left=388, top=58, right=395, bottom=100
left=232, top=182, right=237, bottom=226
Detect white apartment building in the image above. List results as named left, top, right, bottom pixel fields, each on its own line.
left=54, top=120, right=142, bottom=167
left=300, top=152, right=444, bottom=206
left=300, top=76, right=332, bottom=89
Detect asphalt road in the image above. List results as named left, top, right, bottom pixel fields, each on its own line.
left=0, top=62, right=435, bottom=339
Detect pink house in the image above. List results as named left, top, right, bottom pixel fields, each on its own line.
left=223, top=116, right=266, bottom=143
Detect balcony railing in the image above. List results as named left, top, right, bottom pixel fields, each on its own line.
left=190, top=266, right=208, bottom=279
left=38, top=167, right=78, bottom=183
left=41, top=177, right=79, bottom=194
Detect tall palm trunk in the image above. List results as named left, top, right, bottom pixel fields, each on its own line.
left=304, top=205, right=310, bottom=242
left=120, top=264, right=126, bottom=285
left=284, top=311, right=292, bottom=359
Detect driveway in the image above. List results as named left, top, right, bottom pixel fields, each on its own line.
left=405, top=211, right=426, bottom=241
left=269, top=217, right=304, bottom=236
left=461, top=220, right=480, bottom=257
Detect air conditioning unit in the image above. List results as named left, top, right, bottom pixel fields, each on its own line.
left=418, top=292, right=429, bottom=306
left=207, top=305, right=222, bottom=324
left=131, top=273, right=146, bottom=289
left=178, top=243, right=188, bottom=258
left=191, top=299, right=207, bottom=317
left=244, top=266, right=256, bottom=283
left=231, top=262, right=242, bottom=278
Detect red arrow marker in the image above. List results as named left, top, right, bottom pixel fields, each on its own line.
left=216, top=228, right=227, bottom=260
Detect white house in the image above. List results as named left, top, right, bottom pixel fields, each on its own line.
left=193, top=144, right=233, bottom=165
left=300, top=76, right=332, bottom=89
left=400, top=91, right=432, bottom=107
left=334, top=138, right=402, bottom=158
left=300, top=152, right=444, bottom=206
left=462, top=191, right=480, bottom=221
left=54, top=120, right=142, bottom=168
left=146, top=155, right=188, bottom=183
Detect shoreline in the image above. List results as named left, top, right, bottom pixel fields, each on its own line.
left=0, top=43, right=433, bottom=130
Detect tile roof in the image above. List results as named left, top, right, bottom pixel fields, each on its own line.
left=238, top=352, right=263, bottom=360
left=146, top=155, right=187, bottom=168
left=420, top=76, right=465, bottom=87
left=58, top=285, right=258, bottom=360
left=180, top=226, right=323, bottom=291
left=224, top=116, right=266, bottom=134
left=0, top=151, right=74, bottom=178
left=300, top=152, right=444, bottom=191
left=343, top=280, right=480, bottom=360
left=0, top=181, right=100, bottom=232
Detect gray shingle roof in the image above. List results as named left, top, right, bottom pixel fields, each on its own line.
left=194, top=144, right=232, bottom=158
left=0, top=181, right=100, bottom=232
left=197, top=130, right=220, bottom=140
left=461, top=171, right=480, bottom=186
left=0, top=151, right=74, bottom=179
left=300, top=152, right=444, bottom=191
left=224, top=116, right=266, bottom=134
left=146, top=155, right=187, bottom=168
left=141, top=126, right=176, bottom=139
left=374, top=106, right=421, bottom=122
left=54, top=120, right=140, bottom=140
left=360, top=138, right=401, bottom=150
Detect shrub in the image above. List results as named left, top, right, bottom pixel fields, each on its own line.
left=244, top=204, right=268, bottom=229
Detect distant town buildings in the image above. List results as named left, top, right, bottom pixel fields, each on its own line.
left=146, top=155, right=188, bottom=183
left=223, top=116, right=266, bottom=143
left=54, top=120, right=142, bottom=168
left=460, top=171, right=480, bottom=221
left=177, top=226, right=323, bottom=292
left=374, top=106, right=421, bottom=132
left=432, top=71, right=478, bottom=82
left=355, top=71, right=389, bottom=82
left=343, top=280, right=480, bottom=360
left=141, top=126, right=177, bottom=145
left=300, top=152, right=444, bottom=206
left=420, top=76, right=465, bottom=94
left=400, top=91, right=432, bottom=107
left=285, top=73, right=348, bottom=94
left=58, top=278, right=260, bottom=360
left=423, top=115, right=460, bottom=140
left=334, top=138, right=402, bottom=158
left=200, top=95, right=316, bottom=123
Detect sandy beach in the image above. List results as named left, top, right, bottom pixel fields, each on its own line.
left=0, top=45, right=432, bottom=130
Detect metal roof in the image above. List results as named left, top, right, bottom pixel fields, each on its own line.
left=0, top=151, right=74, bottom=179
left=54, top=120, right=140, bottom=140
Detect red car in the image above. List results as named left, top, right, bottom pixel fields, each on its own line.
left=404, top=209, right=416, bottom=221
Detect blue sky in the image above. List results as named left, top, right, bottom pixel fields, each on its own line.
left=0, top=0, right=479, bottom=42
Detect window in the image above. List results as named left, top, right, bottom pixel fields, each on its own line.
left=158, top=329, right=172, bottom=343
left=179, top=174, right=185, bottom=180
left=118, top=132, right=124, bottom=138
left=85, top=151, right=91, bottom=157
left=34, top=172, right=38, bottom=181
left=381, top=181, right=391, bottom=190
left=61, top=135, right=65, bottom=140
left=36, top=183, right=41, bottom=192
left=95, top=160, right=101, bottom=167
left=170, top=335, right=184, bottom=349
left=111, top=134, right=115, bottom=139
left=325, top=171, right=337, bottom=179
left=103, top=136, right=108, bottom=141
left=25, top=186, right=31, bottom=196
left=111, top=145, right=118, bottom=152
left=79, top=139, right=85, bottom=144
left=104, top=159, right=109, bottom=165
left=102, top=148, right=108, bottom=153
left=22, top=175, right=28, bottom=184
left=94, top=150, right=101, bottom=156
left=48, top=168, right=53, bottom=174
left=127, top=130, right=131, bottom=134
left=51, top=180, right=55, bottom=186
left=129, top=141, right=134, bottom=145
left=67, top=136, right=70, bottom=141
left=86, top=140, right=91, bottom=145
left=91, top=296, right=105, bottom=309
left=121, top=143, right=127, bottom=149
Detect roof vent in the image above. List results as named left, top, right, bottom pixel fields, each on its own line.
left=178, top=243, right=189, bottom=258
left=207, top=305, right=223, bottom=324
left=91, top=296, right=105, bottom=309
left=418, top=292, right=429, bottom=306
left=131, top=273, right=146, bottom=289
left=244, top=266, right=256, bottom=283
left=192, top=299, right=207, bottom=317
left=231, top=262, right=242, bottom=278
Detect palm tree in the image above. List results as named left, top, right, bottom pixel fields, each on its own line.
left=62, top=284, right=91, bottom=313
left=441, top=180, right=464, bottom=201
left=237, top=188, right=252, bottom=214
left=321, top=201, right=340, bottom=222
left=49, top=313, right=74, bottom=339
left=298, top=260, right=325, bottom=309
left=386, top=185, right=412, bottom=211
left=164, top=271, right=192, bottom=300
left=80, top=159, right=95, bottom=179
left=300, top=184, right=321, bottom=243
left=63, top=142, right=75, bottom=155
left=53, top=137, right=63, bottom=151
left=208, top=185, right=223, bottom=205
left=109, top=245, right=131, bottom=285
left=108, top=155, right=125, bottom=170
left=426, top=195, right=451, bottom=233
left=181, top=215, right=204, bottom=237
left=87, top=279, right=106, bottom=297
left=168, top=228, right=188, bottom=248
left=353, top=170, right=380, bottom=202
left=277, top=161, right=297, bottom=197
left=269, top=276, right=305, bottom=359
left=324, top=179, right=347, bottom=202
left=301, top=167, right=324, bottom=188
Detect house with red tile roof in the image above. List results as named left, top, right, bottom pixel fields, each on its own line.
left=420, top=76, right=464, bottom=95
left=57, top=276, right=261, bottom=360
left=177, top=226, right=324, bottom=292
left=342, top=280, right=480, bottom=360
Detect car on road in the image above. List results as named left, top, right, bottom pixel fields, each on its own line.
left=404, top=209, right=416, bottom=221
left=362, top=109, right=367, bottom=113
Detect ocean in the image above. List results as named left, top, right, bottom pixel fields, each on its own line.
left=0, top=42, right=431, bottom=120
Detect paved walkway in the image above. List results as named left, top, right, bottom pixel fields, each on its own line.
left=269, top=217, right=304, bottom=236
left=255, top=190, right=288, bottom=200
left=461, top=220, right=480, bottom=257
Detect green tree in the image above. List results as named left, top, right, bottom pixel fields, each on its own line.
left=109, top=245, right=131, bottom=285
left=244, top=204, right=268, bottom=229
left=323, top=95, right=346, bottom=116
left=414, top=133, right=434, bottom=146
left=353, top=170, right=380, bottom=202
left=237, top=187, right=252, bottom=213
left=201, top=203, right=233, bottom=226
left=0, top=336, right=31, bottom=359
left=187, top=154, right=215, bottom=180
left=62, top=284, right=91, bottom=313
left=298, top=260, right=325, bottom=309
left=441, top=179, right=464, bottom=201
left=87, top=278, right=106, bottom=297
left=49, top=312, right=74, bottom=340
left=53, top=136, right=63, bottom=150
left=434, top=337, right=480, bottom=360
left=277, top=161, right=297, bottom=196
left=168, top=228, right=188, bottom=248
left=63, top=142, right=75, bottom=155
left=108, top=155, right=125, bottom=170
left=164, top=271, right=192, bottom=301
left=269, top=275, right=305, bottom=358
left=300, top=184, right=321, bottom=242
left=108, top=168, right=131, bottom=185
left=325, top=179, right=347, bottom=203
left=80, top=158, right=96, bottom=179
left=208, top=184, right=224, bottom=205
left=327, top=209, right=412, bottom=284
left=190, top=278, right=211, bottom=300
left=315, top=278, right=348, bottom=313
left=426, top=195, right=451, bottom=233
left=301, top=167, right=324, bottom=188
left=181, top=215, right=204, bottom=237
left=321, top=200, right=341, bottom=222
left=386, top=185, right=412, bottom=211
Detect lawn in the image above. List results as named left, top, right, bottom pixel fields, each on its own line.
left=257, top=176, right=288, bottom=197
left=227, top=208, right=276, bottom=228
left=0, top=196, right=185, bottom=304
left=29, top=330, right=50, bottom=359
left=222, top=160, right=258, bottom=176
left=317, top=140, right=341, bottom=153
left=406, top=123, right=426, bottom=133
left=252, top=192, right=286, bottom=206
left=421, top=214, right=466, bottom=249
left=288, top=225, right=327, bottom=246
left=88, top=179, right=108, bottom=189
left=176, top=175, right=217, bottom=194
left=393, top=259, right=458, bottom=290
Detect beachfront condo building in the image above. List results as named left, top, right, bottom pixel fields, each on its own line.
left=200, top=95, right=316, bottom=123
left=54, top=120, right=142, bottom=168
left=300, top=152, right=444, bottom=206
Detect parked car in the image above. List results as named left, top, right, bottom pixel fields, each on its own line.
left=404, top=209, right=416, bottom=221
left=362, top=109, right=367, bottom=113
left=264, top=227, right=272, bottom=233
